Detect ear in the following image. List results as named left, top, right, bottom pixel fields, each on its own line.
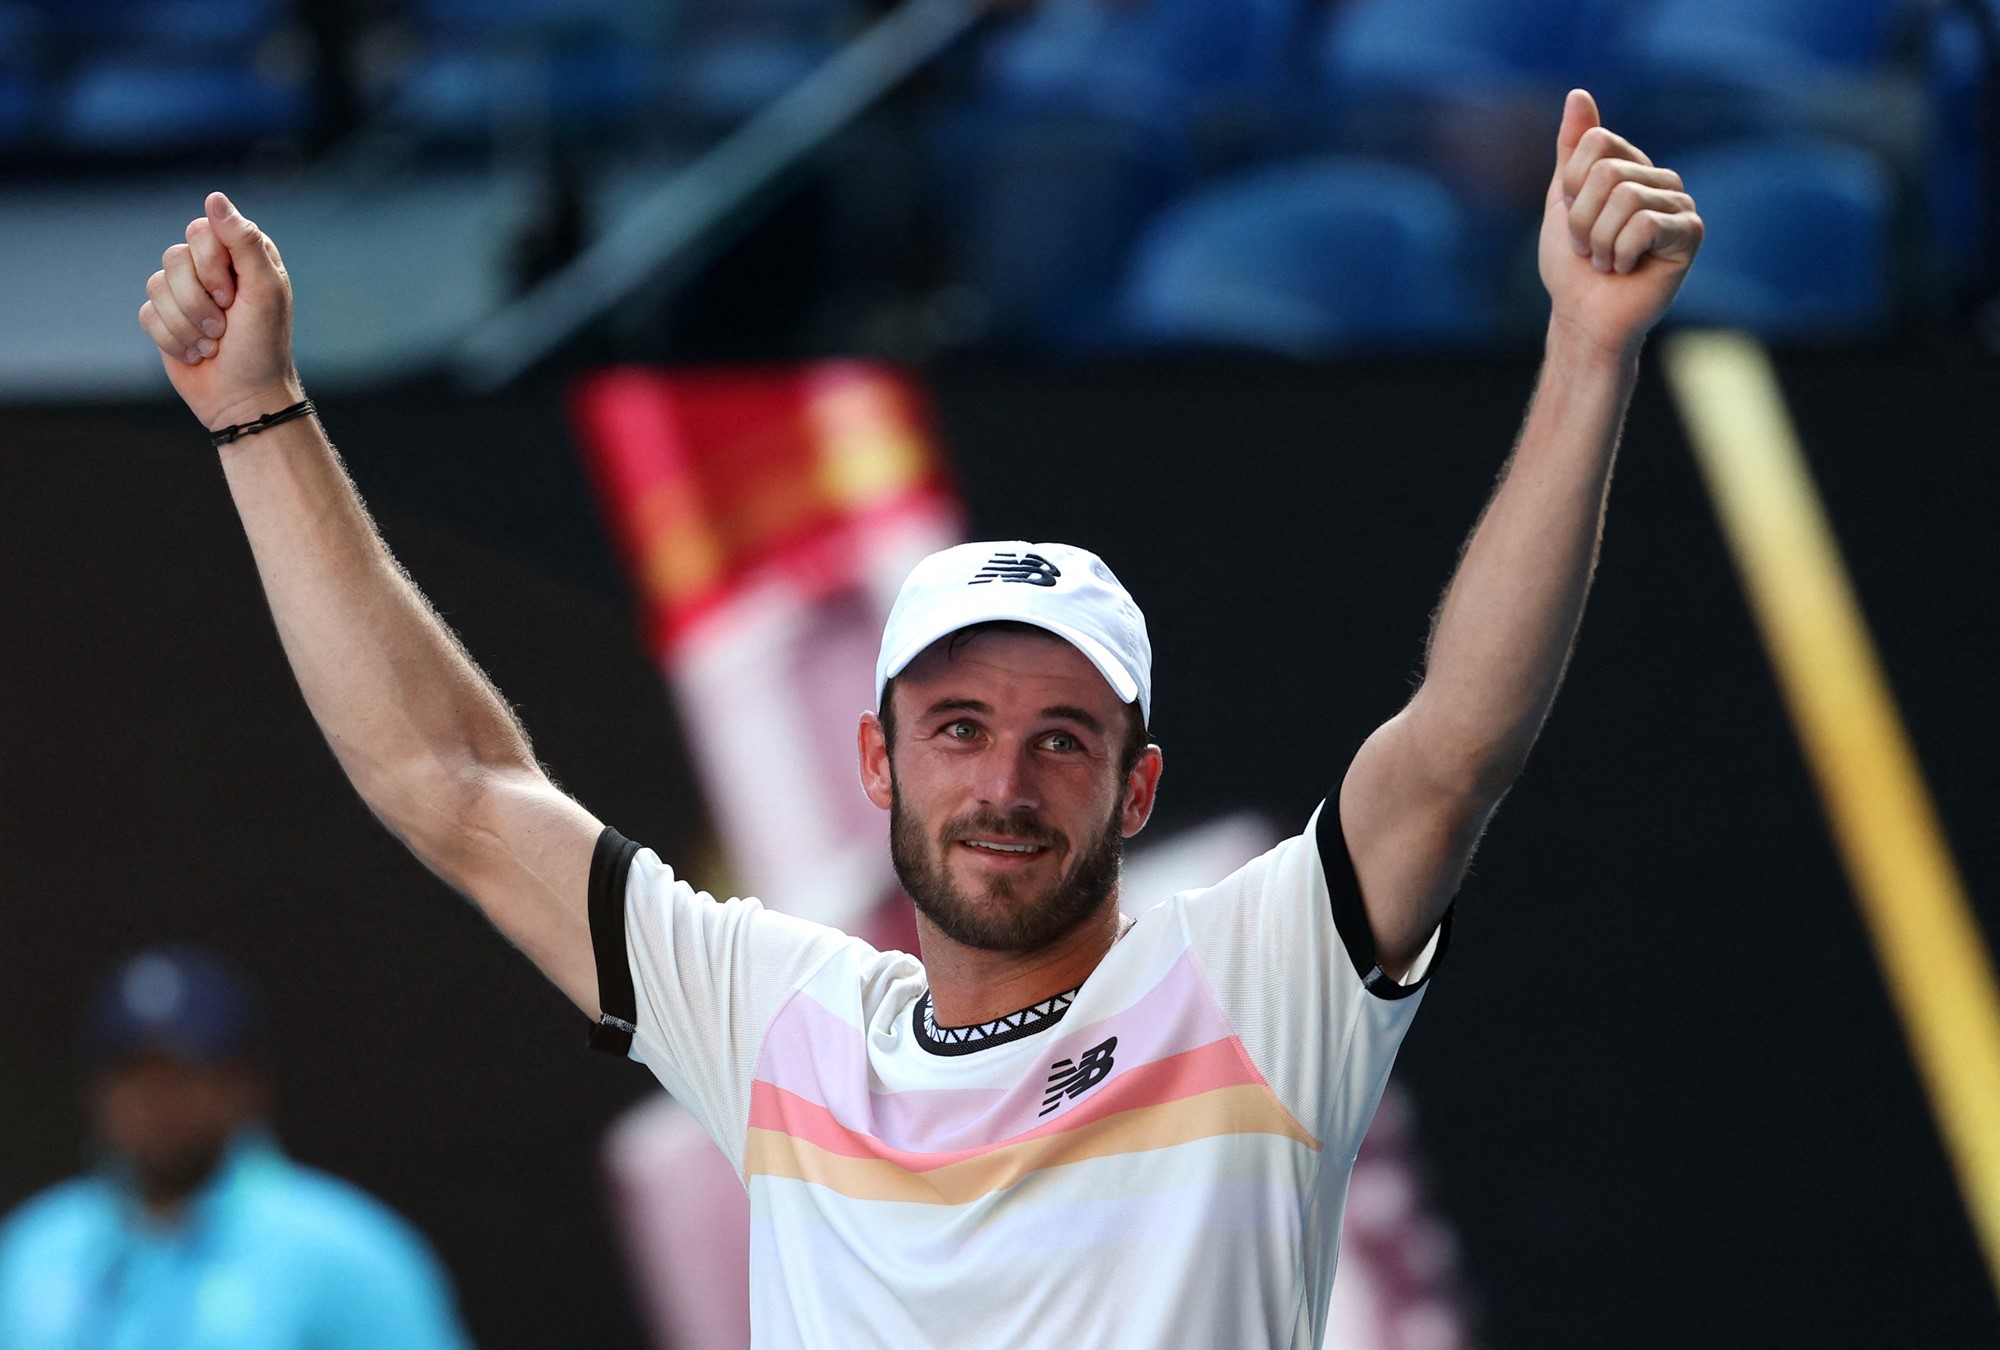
left=1118, top=743, right=1164, bottom=838
left=858, top=711, right=893, bottom=811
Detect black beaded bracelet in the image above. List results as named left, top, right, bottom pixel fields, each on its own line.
left=209, top=399, right=316, bottom=448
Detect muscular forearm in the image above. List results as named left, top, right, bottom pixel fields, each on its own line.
left=141, top=194, right=603, bottom=1012
left=216, top=384, right=539, bottom=863
left=1338, top=93, right=1699, bottom=971
left=1409, top=322, right=1636, bottom=794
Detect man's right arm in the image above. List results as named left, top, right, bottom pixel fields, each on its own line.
left=139, top=192, right=602, bottom=1015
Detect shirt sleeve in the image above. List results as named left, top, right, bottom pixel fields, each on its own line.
left=591, top=827, right=862, bottom=1170
left=1176, top=800, right=1450, bottom=1160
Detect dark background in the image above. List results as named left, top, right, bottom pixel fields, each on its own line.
left=3, top=346, right=1995, bottom=1346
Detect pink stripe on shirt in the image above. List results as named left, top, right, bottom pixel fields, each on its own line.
left=750, top=948, right=1242, bottom=1154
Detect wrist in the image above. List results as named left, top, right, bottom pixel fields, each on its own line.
left=204, top=376, right=307, bottom=435
left=1545, top=312, right=1645, bottom=378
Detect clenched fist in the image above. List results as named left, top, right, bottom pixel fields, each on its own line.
left=1540, top=90, right=1704, bottom=359
left=138, top=192, right=303, bottom=434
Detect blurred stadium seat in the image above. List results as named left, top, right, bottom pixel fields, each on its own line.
left=0, top=1, right=40, bottom=148
left=0, top=75, right=33, bottom=150
left=33, top=0, right=285, bottom=52
left=1303, top=0, right=1622, bottom=220
left=1117, top=156, right=1489, bottom=354
left=389, top=44, right=660, bottom=142
left=1921, top=2, right=1994, bottom=277
left=1668, top=136, right=1896, bottom=335
left=1318, top=0, right=1619, bottom=95
left=932, top=105, right=1193, bottom=345
left=660, top=0, right=847, bottom=129
left=1626, top=0, right=1913, bottom=86
left=975, top=0, right=1304, bottom=130
left=57, top=56, right=310, bottom=153
left=386, top=0, right=668, bottom=144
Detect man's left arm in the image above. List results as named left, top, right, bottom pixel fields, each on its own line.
left=1339, top=89, right=1704, bottom=976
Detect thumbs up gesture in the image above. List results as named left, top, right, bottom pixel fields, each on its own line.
left=139, top=191, right=303, bottom=433
left=1539, top=90, right=1703, bottom=358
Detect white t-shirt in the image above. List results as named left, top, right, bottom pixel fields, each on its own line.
left=600, top=802, right=1444, bottom=1349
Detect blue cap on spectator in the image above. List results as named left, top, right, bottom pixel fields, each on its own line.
left=84, top=945, right=265, bottom=1069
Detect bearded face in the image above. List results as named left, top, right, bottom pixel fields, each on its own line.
left=889, top=784, right=1126, bottom=954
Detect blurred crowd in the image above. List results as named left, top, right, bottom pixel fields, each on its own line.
left=0, top=0, right=1990, bottom=355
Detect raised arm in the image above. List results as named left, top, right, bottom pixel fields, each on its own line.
left=1340, top=91, right=1703, bottom=974
left=138, top=192, right=603, bottom=1014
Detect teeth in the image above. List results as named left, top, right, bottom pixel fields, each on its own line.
left=966, top=840, right=1040, bottom=853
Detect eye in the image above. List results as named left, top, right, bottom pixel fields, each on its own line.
left=1042, top=731, right=1081, bottom=752
left=944, top=720, right=978, bottom=741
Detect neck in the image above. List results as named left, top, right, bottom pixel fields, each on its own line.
left=917, top=897, right=1125, bottom=1028
left=126, top=1137, right=236, bottom=1225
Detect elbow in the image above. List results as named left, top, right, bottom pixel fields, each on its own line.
left=354, top=751, right=540, bottom=881
left=1405, top=715, right=1531, bottom=807
left=1459, top=746, right=1529, bottom=802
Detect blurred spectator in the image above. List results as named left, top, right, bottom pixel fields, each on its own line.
left=0, top=945, right=472, bottom=1350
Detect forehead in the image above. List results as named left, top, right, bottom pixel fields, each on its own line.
left=893, top=626, right=1121, bottom=714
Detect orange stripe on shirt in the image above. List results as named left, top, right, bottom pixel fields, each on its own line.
left=745, top=1083, right=1317, bottom=1204
left=749, top=1037, right=1302, bottom=1171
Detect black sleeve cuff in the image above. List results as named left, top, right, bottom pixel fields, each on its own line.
left=586, top=826, right=643, bottom=1054
left=1315, top=800, right=1453, bottom=1001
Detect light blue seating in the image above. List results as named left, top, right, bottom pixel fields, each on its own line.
left=1626, top=0, right=1911, bottom=86
left=56, top=55, right=308, bottom=151
left=1117, top=157, right=1489, bottom=353
left=977, top=0, right=1304, bottom=129
left=1319, top=0, right=1618, bottom=95
left=32, top=0, right=283, bottom=52
left=1667, top=136, right=1895, bottom=335
left=0, top=72, right=34, bottom=148
left=934, top=106, right=1193, bottom=345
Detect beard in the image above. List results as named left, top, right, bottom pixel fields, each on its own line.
left=890, top=787, right=1125, bottom=954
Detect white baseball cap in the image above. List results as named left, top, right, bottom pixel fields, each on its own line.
left=876, top=541, right=1153, bottom=724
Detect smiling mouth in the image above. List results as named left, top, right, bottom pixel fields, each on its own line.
left=958, top=839, right=1051, bottom=856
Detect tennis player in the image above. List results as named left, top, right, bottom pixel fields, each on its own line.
left=137, top=90, right=1698, bottom=1346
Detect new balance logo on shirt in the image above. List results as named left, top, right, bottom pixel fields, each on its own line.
left=970, top=552, right=1061, bottom=587
left=1041, top=1036, right=1118, bottom=1115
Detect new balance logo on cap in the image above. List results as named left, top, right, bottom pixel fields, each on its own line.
left=876, top=539, right=1153, bottom=722
left=970, top=551, right=1061, bottom=587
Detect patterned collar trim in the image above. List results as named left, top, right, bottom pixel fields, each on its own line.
left=913, top=986, right=1080, bottom=1058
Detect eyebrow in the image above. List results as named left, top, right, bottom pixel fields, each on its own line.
left=1039, top=704, right=1105, bottom=733
left=921, top=698, right=992, bottom=720
left=918, top=698, right=1106, bottom=734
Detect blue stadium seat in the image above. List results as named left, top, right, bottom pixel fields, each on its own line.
left=1319, top=0, right=1618, bottom=95
left=1920, top=2, right=1989, bottom=275
left=1117, top=157, right=1489, bottom=353
left=931, top=106, right=1193, bottom=346
left=1626, top=0, right=1911, bottom=86
left=31, top=0, right=285, bottom=53
left=0, top=1, right=43, bottom=66
left=391, top=43, right=660, bottom=141
left=660, top=0, right=841, bottom=126
left=56, top=55, right=309, bottom=151
left=670, top=32, right=833, bottom=126
left=0, top=72, right=35, bottom=148
left=409, top=0, right=663, bottom=41
left=977, top=0, right=1305, bottom=129
left=1667, top=137, right=1895, bottom=336
left=1303, top=0, right=1621, bottom=218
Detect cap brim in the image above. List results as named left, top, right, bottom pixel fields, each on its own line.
left=882, top=612, right=1141, bottom=712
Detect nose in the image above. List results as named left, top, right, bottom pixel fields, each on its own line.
left=972, top=740, right=1039, bottom=815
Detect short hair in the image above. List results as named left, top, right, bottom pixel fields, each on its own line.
left=879, top=624, right=1152, bottom=781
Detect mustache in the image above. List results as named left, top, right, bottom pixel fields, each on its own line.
left=940, top=810, right=1065, bottom=850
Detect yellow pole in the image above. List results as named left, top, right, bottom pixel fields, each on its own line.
left=1663, top=330, right=2000, bottom=1303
